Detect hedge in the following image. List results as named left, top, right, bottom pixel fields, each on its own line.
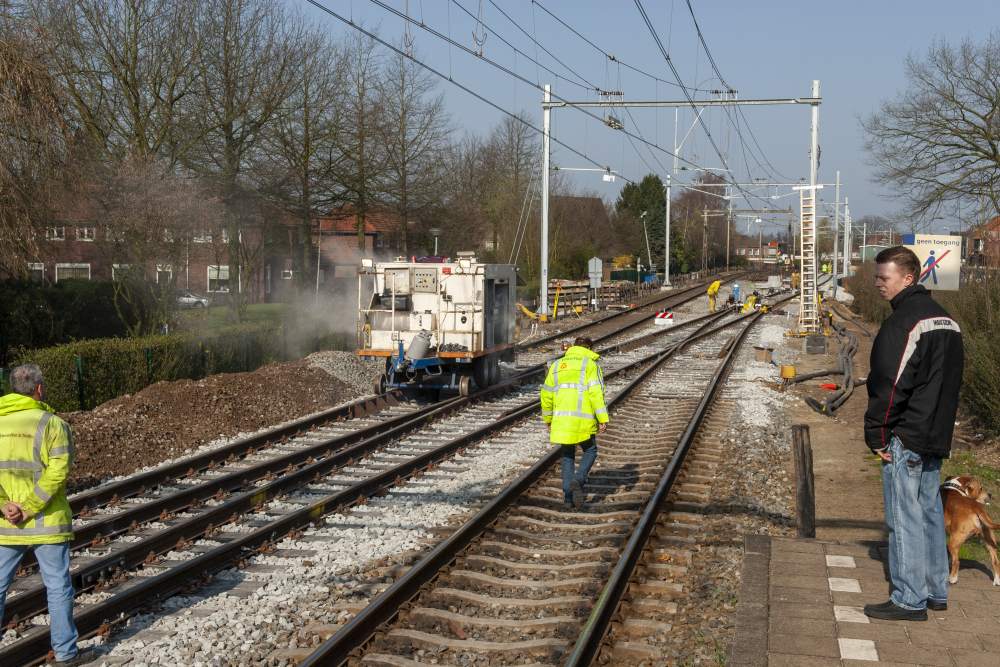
left=2, top=322, right=351, bottom=413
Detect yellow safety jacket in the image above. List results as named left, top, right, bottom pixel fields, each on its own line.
left=707, top=281, right=721, bottom=296
left=0, top=394, right=75, bottom=544
left=540, top=347, right=609, bottom=444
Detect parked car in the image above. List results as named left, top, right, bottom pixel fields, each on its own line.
left=177, top=289, right=210, bottom=309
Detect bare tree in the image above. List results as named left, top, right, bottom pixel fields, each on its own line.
left=29, top=0, right=209, bottom=162
left=0, top=12, right=74, bottom=271
left=381, top=46, right=450, bottom=255
left=861, top=31, right=1000, bottom=226
left=88, top=155, right=222, bottom=336
left=252, top=25, right=345, bottom=291
left=332, top=28, right=389, bottom=251
left=191, top=0, right=304, bottom=322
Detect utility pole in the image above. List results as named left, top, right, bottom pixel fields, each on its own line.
left=832, top=170, right=840, bottom=297
left=702, top=210, right=708, bottom=271
left=758, top=221, right=763, bottom=271
left=664, top=176, right=671, bottom=287
left=539, top=84, right=551, bottom=315
left=788, top=206, right=794, bottom=268
left=727, top=183, right=733, bottom=271
left=842, top=197, right=851, bottom=279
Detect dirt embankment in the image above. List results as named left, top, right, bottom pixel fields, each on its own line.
left=62, top=358, right=354, bottom=493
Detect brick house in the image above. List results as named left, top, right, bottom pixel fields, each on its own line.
left=22, top=204, right=405, bottom=305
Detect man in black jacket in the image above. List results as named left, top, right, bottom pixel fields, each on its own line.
left=863, top=246, right=964, bottom=622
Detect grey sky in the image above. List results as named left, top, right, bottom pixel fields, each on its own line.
left=301, top=0, right=997, bottom=234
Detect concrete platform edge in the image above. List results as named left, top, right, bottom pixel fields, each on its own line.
left=728, top=533, right=771, bottom=667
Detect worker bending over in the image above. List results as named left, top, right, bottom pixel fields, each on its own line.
left=540, top=337, right=609, bottom=509
left=707, top=279, right=722, bottom=312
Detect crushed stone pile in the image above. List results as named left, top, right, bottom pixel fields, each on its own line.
left=306, top=351, right=384, bottom=394
left=63, top=356, right=354, bottom=494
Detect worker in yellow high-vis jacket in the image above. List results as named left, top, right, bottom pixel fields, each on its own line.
left=707, top=279, right=722, bottom=312
left=540, top=337, right=609, bottom=509
left=0, top=365, right=97, bottom=666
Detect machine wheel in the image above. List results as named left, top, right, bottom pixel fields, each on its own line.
left=459, top=376, right=472, bottom=397
left=472, top=356, right=490, bottom=389
left=487, top=354, right=500, bottom=386
left=373, top=374, right=385, bottom=395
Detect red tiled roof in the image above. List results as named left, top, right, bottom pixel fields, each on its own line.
left=318, top=204, right=403, bottom=234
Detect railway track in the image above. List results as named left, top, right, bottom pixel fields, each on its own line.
left=293, top=294, right=792, bottom=667
left=0, top=288, right=769, bottom=666
left=515, top=272, right=749, bottom=360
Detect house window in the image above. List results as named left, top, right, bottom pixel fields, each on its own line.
left=46, top=227, right=66, bottom=241
left=281, top=270, right=293, bottom=279
left=222, top=229, right=231, bottom=243
left=376, top=233, right=384, bottom=248
left=208, top=265, right=229, bottom=292
left=318, top=269, right=325, bottom=284
left=55, top=263, right=90, bottom=281
left=76, top=225, right=95, bottom=241
left=265, top=265, right=271, bottom=294
left=156, top=265, right=172, bottom=284
left=112, top=264, right=131, bottom=282
left=29, top=263, right=44, bottom=283
left=193, top=230, right=212, bottom=243
left=483, top=240, right=495, bottom=251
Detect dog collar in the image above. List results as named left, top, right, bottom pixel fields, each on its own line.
left=940, top=479, right=969, bottom=498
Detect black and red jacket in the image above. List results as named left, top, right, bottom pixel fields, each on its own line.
left=864, top=284, right=964, bottom=458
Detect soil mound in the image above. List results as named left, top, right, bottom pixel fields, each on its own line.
left=62, top=357, right=352, bottom=492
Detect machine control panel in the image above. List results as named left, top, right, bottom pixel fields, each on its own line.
left=413, top=268, right=439, bottom=293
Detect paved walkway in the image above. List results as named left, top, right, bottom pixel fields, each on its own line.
left=731, top=535, right=1000, bottom=667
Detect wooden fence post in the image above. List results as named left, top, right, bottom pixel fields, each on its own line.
left=791, top=424, right=816, bottom=538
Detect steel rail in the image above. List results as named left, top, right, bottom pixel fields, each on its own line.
left=296, top=311, right=751, bottom=667
left=2, top=365, right=548, bottom=626
left=0, top=306, right=731, bottom=664
left=563, top=309, right=764, bottom=667
left=518, top=272, right=743, bottom=350
left=65, top=392, right=405, bottom=514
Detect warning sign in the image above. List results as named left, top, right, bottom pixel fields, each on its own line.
left=902, top=234, right=961, bottom=291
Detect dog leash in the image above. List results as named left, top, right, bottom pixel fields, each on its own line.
left=940, top=479, right=969, bottom=498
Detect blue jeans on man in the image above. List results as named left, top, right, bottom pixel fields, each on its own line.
left=0, top=542, right=79, bottom=661
left=881, top=436, right=949, bottom=610
left=562, top=436, right=598, bottom=504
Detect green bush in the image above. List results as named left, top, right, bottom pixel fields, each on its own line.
left=0, top=279, right=136, bottom=365
left=935, top=274, right=1000, bottom=435
left=7, top=321, right=351, bottom=413
left=846, top=261, right=892, bottom=324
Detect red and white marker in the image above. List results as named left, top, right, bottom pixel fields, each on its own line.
left=653, top=312, right=673, bottom=326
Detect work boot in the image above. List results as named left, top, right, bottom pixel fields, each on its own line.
left=863, top=600, right=927, bottom=621
left=570, top=480, right=584, bottom=509
left=563, top=502, right=573, bottom=510
left=927, top=600, right=947, bottom=611
left=53, top=648, right=104, bottom=666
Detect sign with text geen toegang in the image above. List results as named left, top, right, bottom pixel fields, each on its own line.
left=902, top=234, right=961, bottom=291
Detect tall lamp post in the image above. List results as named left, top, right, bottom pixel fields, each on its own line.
left=428, top=227, right=444, bottom=256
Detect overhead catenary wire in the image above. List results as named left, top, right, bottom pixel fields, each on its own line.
left=304, top=0, right=639, bottom=185
left=356, top=0, right=726, bottom=178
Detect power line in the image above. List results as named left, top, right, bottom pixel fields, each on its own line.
left=532, top=0, right=708, bottom=93
left=485, top=0, right=597, bottom=91
left=303, top=0, right=635, bottom=184
left=357, top=0, right=719, bottom=176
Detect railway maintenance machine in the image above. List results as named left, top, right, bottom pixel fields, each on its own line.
left=358, top=256, right=517, bottom=396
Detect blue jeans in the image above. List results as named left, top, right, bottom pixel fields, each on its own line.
left=0, top=542, right=78, bottom=661
left=561, top=436, right=598, bottom=503
left=881, top=436, right=948, bottom=610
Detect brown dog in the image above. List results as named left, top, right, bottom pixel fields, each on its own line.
left=940, top=476, right=1000, bottom=586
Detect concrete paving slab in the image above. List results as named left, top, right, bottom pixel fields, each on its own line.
left=729, top=536, right=1000, bottom=666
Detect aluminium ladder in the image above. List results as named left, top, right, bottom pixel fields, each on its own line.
left=797, top=189, right=820, bottom=332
